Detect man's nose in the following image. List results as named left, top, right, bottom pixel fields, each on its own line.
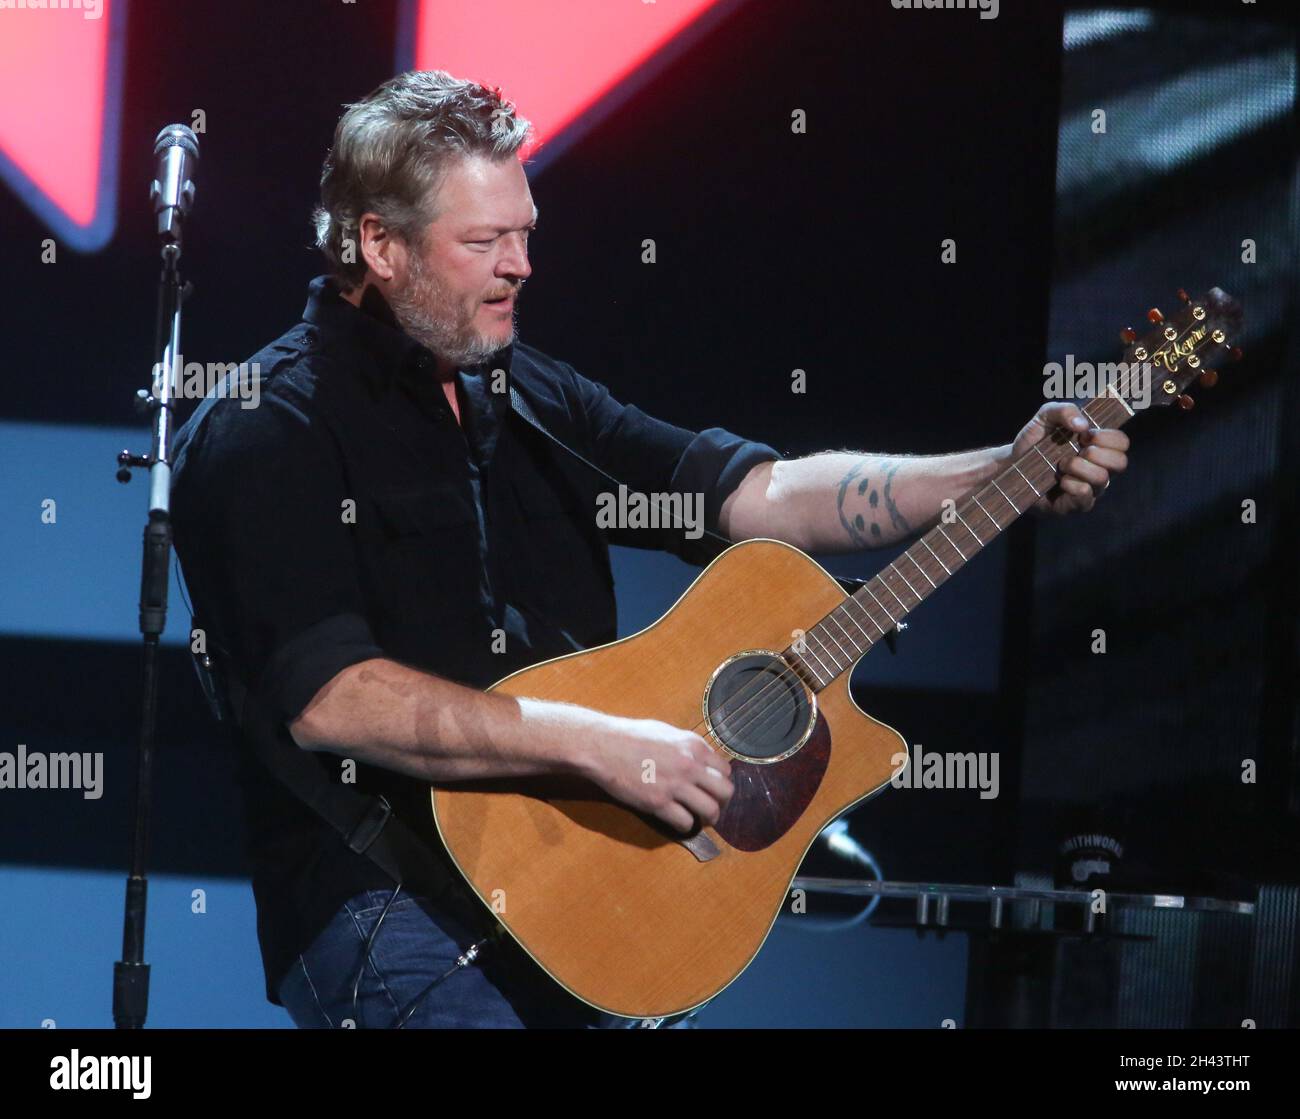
left=498, top=233, right=532, bottom=282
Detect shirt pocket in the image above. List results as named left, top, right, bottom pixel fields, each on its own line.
left=510, top=463, right=592, bottom=519
left=509, top=475, right=615, bottom=600
left=367, top=485, right=483, bottom=635
left=372, top=485, right=476, bottom=537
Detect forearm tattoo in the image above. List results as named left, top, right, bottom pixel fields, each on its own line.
left=836, top=459, right=910, bottom=548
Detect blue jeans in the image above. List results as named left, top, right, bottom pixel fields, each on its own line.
left=277, top=888, right=695, bottom=1029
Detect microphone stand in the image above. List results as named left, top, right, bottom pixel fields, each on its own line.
left=111, top=232, right=190, bottom=1029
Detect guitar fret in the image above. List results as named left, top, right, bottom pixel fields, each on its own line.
left=809, top=627, right=844, bottom=669
left=787, top=651, right=823, bottom=689
left=803, top=661, right=829, bottom=688
left=829, top=608, right=863, bottom=645
left=1031, top=443, right=1056, bottom=473
left=1098, top=389, right=1135, bottom=417
left=838, top=601, right=876, bottom=644
left=954, top=511, right=983, bottom=547
left=973, top=495, right=1000, bottom=531
left=906, top=550, right=938, bottom=589
left=863, top=583, right=899, bottom=625
left=919, top=536, right=952, bottom=576
left=848, top=595, right=887, bottom=636
left=991, top=479, right=1021, bottom=514
left=889, top=562, right=921, bottom=602
left=879, top=576, right=908, bottom=612
left=800, top=634, right=835, bottom=681
left=822, top=616, right=853, bottom=659
left=937, top=526, right=967, bottom=562
left=1012, top=462, right=1043, bottom=498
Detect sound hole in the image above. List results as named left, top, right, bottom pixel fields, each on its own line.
left=705, top=653, right=814, bottom=763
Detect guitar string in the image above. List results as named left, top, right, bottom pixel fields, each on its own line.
left=709, top=316, right=1202, bottom=751
left=688, top=329, right=1194, bottom=757
left=651, top=309, right=1207, bottom=760
left=685, top=309, right=1211, bottom=755
left=684, top=418, right=1097, bottom=754
left=696, top=383, right=1144, bottom=754
left=684, top=389, right=1137, bottom=761
left=689, top=395, right=1123, bottom=758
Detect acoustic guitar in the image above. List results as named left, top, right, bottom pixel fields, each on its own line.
left=430, top=287, right=1242, bottom=1019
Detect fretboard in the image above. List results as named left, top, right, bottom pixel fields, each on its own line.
left=786, top=392, right=1134, bottom=690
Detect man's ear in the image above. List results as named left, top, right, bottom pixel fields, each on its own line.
left=356, top=212, right=404, bottom=284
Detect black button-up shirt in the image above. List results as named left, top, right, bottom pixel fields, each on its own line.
left=170, top=275, right=783, bottom=1005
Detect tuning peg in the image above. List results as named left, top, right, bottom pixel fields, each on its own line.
left=1120, top=327, right=1137, bottom=344
left=1177, top=288, right=1191, bottom=303
left=1198, top=369, right=1219, bottom=388
left=1147, top=307, right=1165, bottom=324
left=1177, top=394, right=1195, bottom=411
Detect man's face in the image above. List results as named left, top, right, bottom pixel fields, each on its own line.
left=387, top=153, right=536, bottom=369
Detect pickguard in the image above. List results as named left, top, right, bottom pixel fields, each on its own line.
left=712, top=712, right=831, bottom=851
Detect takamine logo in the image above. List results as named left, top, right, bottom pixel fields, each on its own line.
left=1150, top=323, right=1208, bottom=373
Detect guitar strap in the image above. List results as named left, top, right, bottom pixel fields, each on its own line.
left=507, top=384, right=872, bottom=598
left=509, top=384, right=740, bottom=567
left=195, top=639, right=492, bottom=933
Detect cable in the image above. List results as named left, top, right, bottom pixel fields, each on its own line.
left=349, top=883, right=405, bottom=1027
left=393, top=932, right=497, bottom=1029
left=790, top=821, right=883, bottom=933
left=346, top=882, right=503, bottom=1028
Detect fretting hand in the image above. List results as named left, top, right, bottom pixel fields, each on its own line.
left=1010, top=402, right=1130, bottom=515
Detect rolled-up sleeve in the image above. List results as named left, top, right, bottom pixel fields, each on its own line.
left=563, top=363, right=784, bottom=562
left=172, top=392, right=385, bottom=728
left=258, top=612, right=384, bottom=726
left=668, top=427, right=785, bottom=543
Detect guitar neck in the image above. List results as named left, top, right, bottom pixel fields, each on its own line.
left=786, top=391, right=1135, bottom=691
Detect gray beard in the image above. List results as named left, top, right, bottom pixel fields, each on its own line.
left=388, top=251, right=516, bottom=369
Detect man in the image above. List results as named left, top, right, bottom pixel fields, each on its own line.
left=171, top=70, right=1127, bottom=1029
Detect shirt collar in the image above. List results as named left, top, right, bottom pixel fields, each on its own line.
left=302, top=275, right=515, bottom=405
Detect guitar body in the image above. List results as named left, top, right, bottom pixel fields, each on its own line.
left=430, top=539, right=908, bottom=1019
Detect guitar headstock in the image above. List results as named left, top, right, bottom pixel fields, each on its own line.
left=1117, top=287, right=1243, bottom=412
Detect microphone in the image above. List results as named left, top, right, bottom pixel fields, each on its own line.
left=150, top=124, right=199, bottom=244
